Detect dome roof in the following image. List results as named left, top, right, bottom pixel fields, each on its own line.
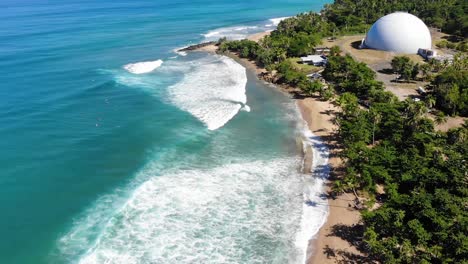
left=363, top=12, right=432, bottom=54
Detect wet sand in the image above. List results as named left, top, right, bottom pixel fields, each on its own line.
left=187, top=31, right=362, bottom=263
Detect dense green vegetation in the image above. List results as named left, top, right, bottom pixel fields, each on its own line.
left=219, top=0, right=468, bottom=63
left=322, top=0, right=468, bottom=37
left=430, top=55, right=468, bottom=116
left=436, top=40, right=468, bottom=52
left=323, top=54, right=386, bottom=98
left=219, top=3, right=467, bottom=261
left=219, top=0, right=468, bottom=113
left=390, top=56, right=420, bottom=82
left=326, top=52, right=467, bottom=263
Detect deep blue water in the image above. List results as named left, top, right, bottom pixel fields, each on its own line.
left=0, top=0, right=330, bottom=263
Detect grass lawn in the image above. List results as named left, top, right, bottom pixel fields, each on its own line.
left=286, top=57, right=321, bottom=74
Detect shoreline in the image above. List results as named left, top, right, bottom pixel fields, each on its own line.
left=183, top=31, right=362, bottom=263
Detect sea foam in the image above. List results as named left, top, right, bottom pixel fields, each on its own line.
left=201, top=17, right=290, bottom=42
left=173, top=46, right=188, bottom=57
left=294, top=122, right=330, bottom=263
left=57, top=61, right=330, bottom=264
left=202, top=26, right=259, bottom=41
left=168, top=55, right=248, bottom=130
left=123, top=59, right=163, bottom=74
left=58, top=158, right=305, bottom=264
left=267, top=17, right=291, bottom=27
left=60, top=17, right=329, bottom=263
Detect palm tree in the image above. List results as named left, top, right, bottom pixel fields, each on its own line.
left=337, top=92, right=359, bottom=115
left=370, top=109, right=382, bottom=145
left=424, top=95, right=436, bottom=109
left=428, top=58, right=442, bottom=72
left=420, top=63, right=431, bottom=81
left=413, top=102, right=427, bottom=119
left=405, top=100, right=427, bottom=128
left=434, top=112, right=447, bottom=125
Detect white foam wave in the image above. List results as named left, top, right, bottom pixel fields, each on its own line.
left=168, top=55, right=248, bottom=130
left=201, top=16, right=291, bottom=43
left=294, top=121, right=330, bottom=263
left=267, top=17, right=291, bottom=27
left=202, top=26, right=259, bottom=41
left=173, top=46, right=188, bottom=56
left=59, top=158, right=305, bottom=264
left=123, top=59, right=163, bottom=74
left=55, top=87, right=331, bottom=264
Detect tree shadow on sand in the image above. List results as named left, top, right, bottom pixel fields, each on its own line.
left=321, top=224, right=379, bottom=264
left=377, top=68, right=394, bottom=75
left=323, top=245, right=374, bottom=263
left=328, top=224, right=366, bottom=251
left=322, top=243, right=377, bottom=264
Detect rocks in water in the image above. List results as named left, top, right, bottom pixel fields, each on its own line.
left=178, top=42, right=218, bottom=52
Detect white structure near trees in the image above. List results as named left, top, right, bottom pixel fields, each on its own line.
left=300, top=55, right=327, bottom=66
left=361, top=12, right=432, bottom=54
left=418, top=48, right=438, bottom=60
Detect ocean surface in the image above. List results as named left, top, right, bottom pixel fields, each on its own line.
left=0, top=0, right=331, bottom=263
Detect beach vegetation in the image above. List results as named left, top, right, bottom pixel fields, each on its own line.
left=324, top=51, right=468, bottom=263
left=323, top=54, right=384, bottom=98
left=321, top=0, right=468, bottom=37
left=436, top=39, right=468, bottom=52
left=218, top=0, right=468, bottom=261
left=391, top=56, right=419, bottom=82
left=300, top=80, right=323, bottom=97
left=275, top=60, right=308, bottom=86
left=320, top=87, right=334, bottom=101
left=429, top=56, right=468, bottom=116
left=285, top=57, right=319, bottom=74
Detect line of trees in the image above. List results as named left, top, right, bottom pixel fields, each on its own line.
left=322, top=0, right=468, bottom=37
left=430, top=55, right=468, bottom=116
left=218, top=0, right=467, bottom=261
left=436, top=39, right=468, bottom=52
left=324, top=52, right=467, bottom=263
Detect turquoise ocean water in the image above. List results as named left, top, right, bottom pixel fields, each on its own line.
left=0, top=0, right=331, bottom=263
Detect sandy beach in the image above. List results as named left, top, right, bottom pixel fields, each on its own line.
left=185, top=31, right=363, bottom=263
left=237, top=56, right=362, bottom=263
left=299, top=98, right=363, bottom=264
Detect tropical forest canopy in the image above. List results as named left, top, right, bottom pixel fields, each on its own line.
left=219, top=0, right=467, bottom=262
left=322, top=0, right=468, bottom=37
left=324, top=53, right=467, bottom=263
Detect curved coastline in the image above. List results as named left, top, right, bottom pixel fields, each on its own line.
left=182, top=31, right=358, bottom=263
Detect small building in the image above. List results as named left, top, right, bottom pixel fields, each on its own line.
left=314, top=47, right=331, bottom=55
left=300, top=55, right=328, bottom=66
left=418, top=48, right=438, bottom=60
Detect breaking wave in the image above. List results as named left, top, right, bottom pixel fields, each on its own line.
left=61, top=15, right=331, bottom=264
left=168, top=55, right=248, bottom=130
left=202, top=26, right=260, bottom=41
left=173, top=46, right=188, bottom=57
left=123, top=60, right=163, bottom=74
left=295, top=123, right=330, bottom=263
left=58, top=157, right=305, bottom=264
left=201, top=17, right=290, bottom=41
left=56, top=126, right=330, bottom=264
left=266, top=17, right=291, bottom=27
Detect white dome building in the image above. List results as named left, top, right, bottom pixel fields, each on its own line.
left=362, top=12, right=432, bottom=54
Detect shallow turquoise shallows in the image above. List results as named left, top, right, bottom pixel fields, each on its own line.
left=0, top=0, right=330, bottom=263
